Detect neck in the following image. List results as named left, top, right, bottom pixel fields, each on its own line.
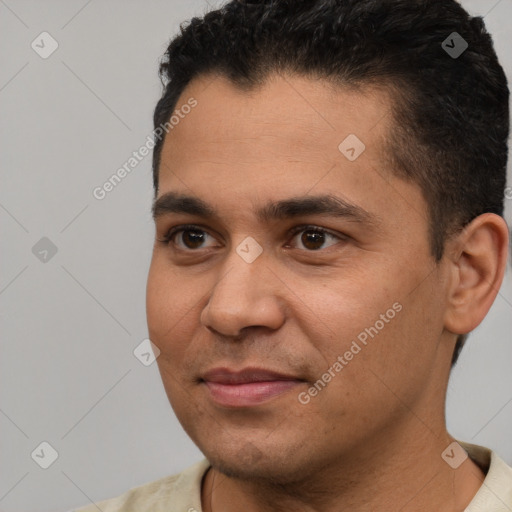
left=201, top=423, right=485, bottom=512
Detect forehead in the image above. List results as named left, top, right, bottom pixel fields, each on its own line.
left=156, top=73, right=427, bottom=233
left=160, top=73, right=392, bottom=176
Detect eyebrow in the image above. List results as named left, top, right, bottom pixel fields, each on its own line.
left=152, top=191, right=380, bottom=227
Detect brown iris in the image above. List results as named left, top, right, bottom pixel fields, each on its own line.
left=301, top=230, right=325, bottom=250
left=181, top=229, right=205, bottom=249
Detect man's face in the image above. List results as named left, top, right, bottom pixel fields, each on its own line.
left=146, top=74, right=453, bottom=482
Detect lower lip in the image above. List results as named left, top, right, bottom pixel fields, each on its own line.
left=203, top=380, right=302, bottom=407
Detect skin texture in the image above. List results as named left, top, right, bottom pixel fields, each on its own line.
left=146, top=73, right=508, bottom=512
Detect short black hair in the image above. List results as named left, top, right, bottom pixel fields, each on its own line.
left=152, top=0, right=509, bottom=366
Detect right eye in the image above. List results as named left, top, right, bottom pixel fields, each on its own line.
left=160, top=225, right=220, bottom=251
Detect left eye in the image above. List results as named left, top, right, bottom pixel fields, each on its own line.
left=288, top=227, right=342, bottom=251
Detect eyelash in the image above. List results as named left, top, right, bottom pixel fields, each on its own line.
left=158, top=224, right=345, bottom=252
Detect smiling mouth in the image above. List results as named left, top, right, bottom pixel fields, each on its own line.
left=200, top=366, right=305, bottom=407
left=202, top=380, right=303, bottom=407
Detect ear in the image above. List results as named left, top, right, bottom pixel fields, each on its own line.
left=444, top=213, right=509, bottom=335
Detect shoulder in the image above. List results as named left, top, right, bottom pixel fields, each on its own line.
left=460, top=441, right=512, bottom=511
left=73, top=458, right=211, bottom=512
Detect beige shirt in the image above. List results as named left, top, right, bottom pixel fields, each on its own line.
left=74, top=442, right=512, bottom=511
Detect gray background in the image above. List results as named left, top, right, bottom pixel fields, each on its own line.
left=0, top=1, right=510, bottom=511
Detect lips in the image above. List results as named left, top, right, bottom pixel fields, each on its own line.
left=201, top=367, right=304, bottom=407
left=201, top=367, right=301, bottom=384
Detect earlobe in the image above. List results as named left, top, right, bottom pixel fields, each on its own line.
left=444, top=213, right=509, bottom=335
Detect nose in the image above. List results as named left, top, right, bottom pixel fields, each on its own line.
left=200, top=252, right=286, bottom=338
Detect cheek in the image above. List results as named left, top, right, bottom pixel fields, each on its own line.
left=146, top=263, right=206, bottom=411
left=331, top=275, right=446, bottom=412
left=299, top=275, right=398, bottom=359
left=296, top=265, right=430, bottom=395
left=146, top=260, right=204, bottom=354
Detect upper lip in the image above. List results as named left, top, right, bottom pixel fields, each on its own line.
left=201, top=367, right=303, bottom=384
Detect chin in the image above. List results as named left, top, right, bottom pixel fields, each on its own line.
left=201, top=442, right=312, bottom=485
